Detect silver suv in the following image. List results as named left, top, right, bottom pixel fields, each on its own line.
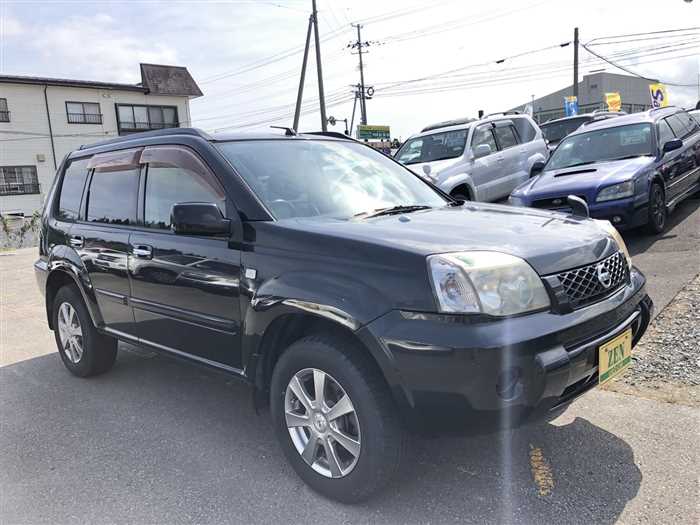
left=395, top=113, right=548, bottom=201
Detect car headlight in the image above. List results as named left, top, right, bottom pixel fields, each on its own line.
left=596, top=180, right=635, bottom=202
left=427, top=251, right=550, bottom=316
left=594, top=219, right=632, bottom=270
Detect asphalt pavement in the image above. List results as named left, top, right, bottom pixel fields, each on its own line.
left=1, top=199, right=698, bottom=524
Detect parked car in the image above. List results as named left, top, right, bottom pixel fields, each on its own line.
left=36, top=127, right=652, bottom=503
left=510, top=107, right=700, bottom=233
left=689, top=109, right=700, bottom=124
left=394, top=112, right=548, bottom=202
left=540, top=110, right=627, bottom=152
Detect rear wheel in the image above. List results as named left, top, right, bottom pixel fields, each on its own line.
left=52, top=286, right=117, bottom=377
left=645, top=183, right=666, bottom=234
left=270, top=334, right=405, bottom=503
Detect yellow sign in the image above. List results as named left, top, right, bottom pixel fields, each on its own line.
left=605, top=92, right=621, bottom=112
left=598, top=329, right=632, bottom=384
left=649, top=83, right=669, bottom=108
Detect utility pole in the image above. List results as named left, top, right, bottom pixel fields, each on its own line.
left=573, top=27, right=579, bottom=101
left=293, top=1, right=327, bottom=132
left=350, top=24, right=369, bottom=125
left=292, top=15, right=313, bottom=131
left=312, top=0, right=327, bottom=131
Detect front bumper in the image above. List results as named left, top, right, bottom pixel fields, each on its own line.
left=588, top=196, right=648, bottom=230
left=358, top=267, right=652, bottom=435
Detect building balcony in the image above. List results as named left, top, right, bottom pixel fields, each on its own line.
left=67, top=113, right=103, bottom=124
left=0, top=183, right=41, bottom=196
left=0, top=110, right=10, bottom=122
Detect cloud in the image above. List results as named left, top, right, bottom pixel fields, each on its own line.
left=31, top=14, right=178, bottom=82
left=2, top=15, right=24, bottom=37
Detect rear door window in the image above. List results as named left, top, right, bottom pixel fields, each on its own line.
left=666, top=114, right=691, bottom=138
left=494, top=125, right=519, bottom=149
left=86, top=168, right=140, bottom=225
left=57, top=158, right=90, bottom=221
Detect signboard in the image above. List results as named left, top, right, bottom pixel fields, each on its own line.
left=649, top=83, right=669, bottom=108
left=357, top=124, right=390, bottom=140
left=605, top=92, right=622, bottom=112
left=564, top=96, right=578, bottom=117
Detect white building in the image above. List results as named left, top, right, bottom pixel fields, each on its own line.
left=0, top=63, right=202, bottom=215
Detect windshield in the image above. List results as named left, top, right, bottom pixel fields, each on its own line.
left=546, top=123, right=653, bottom=171
left=395, top=129, right=468, bottom=165
left=540, top=117, right=589, bottom=143
left=216, top=139, right=447, bottom=220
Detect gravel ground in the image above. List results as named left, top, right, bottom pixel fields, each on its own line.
left=605, top=273, right=700, bottom=406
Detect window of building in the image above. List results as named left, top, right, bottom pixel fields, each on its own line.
left=116, top=104, right=178, bottom=134
left=57, top=158, right=91, bottom=221
left=66, top=102, right=102, bottom=124
left=86, top=168, right=140, bottom=225
left=0, top=166, right=39, bottom=196
left=0, top=98, right=9, bottom=122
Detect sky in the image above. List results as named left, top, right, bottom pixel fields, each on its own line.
left=0, top=0, right=699, bottom=139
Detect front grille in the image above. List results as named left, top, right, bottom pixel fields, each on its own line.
left=532, top=194, right=587, bottom=210
left=552, top=252, right=628, bottom=309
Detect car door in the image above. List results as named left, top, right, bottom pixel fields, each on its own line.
left=468, top=123, right=499, bottom=201
left=665, top=112, right=700, bottom=199
left=128, top=145, right=243, bottom=369
left=658, top=115, right=693, bottom=202
left=71, top=148, right=141, bottom=337
left=491, top=121, right=523, bottom=199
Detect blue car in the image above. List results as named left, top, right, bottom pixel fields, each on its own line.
left=510, top=107, right=700, bottom=233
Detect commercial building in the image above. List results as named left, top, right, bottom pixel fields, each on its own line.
left=512, top=72, right=654, bottom=123
left=0, top=63, right=202, bottom=215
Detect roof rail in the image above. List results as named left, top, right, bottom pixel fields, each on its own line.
left=270, top=126, right=297, bottom=136
left=303, top=131, right=356, bottom=141
left=592, top=109, right=627, bottom=115
left=483, top=110, right=522, bottom=119
left=421, top=117, right=476, bottom=133
left=78, top=127, right=211, bottom=150
left=649, top=105, right=679, bottom=114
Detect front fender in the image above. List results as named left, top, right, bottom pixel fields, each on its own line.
left=441, top=173, right=477, bottom=199
left=241, top=270, right=395, bottom=382
left=45, top=244, right=103, bottom=328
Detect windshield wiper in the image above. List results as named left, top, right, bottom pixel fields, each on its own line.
left=354, top=205, right=432, bottom=219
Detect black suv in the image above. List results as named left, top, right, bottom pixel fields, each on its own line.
left=35, top=128, right=652, bottom=502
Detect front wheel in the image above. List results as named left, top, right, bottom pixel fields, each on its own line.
left=645, top=183, right=667, bottom=234
left=270, top=334, right=405, bottom=503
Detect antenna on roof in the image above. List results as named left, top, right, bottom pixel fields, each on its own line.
left=271, top=126, right=297, bottom=136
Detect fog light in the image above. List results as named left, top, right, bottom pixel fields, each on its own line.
left=612, top=216, right=622, bottom=224
left=496, top=367, right=523, bottom=401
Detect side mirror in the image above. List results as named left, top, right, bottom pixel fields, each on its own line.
left=531, top=161, right=546, bottom=176
left=422, top=164, right=432, bottom=177
left=171, top=202, right=231, bottom=236
left=473, top=144, right=492, bottom=159
left=662, top=138, right=683, bottom=154
left=567, top=195, right=589, bottom=218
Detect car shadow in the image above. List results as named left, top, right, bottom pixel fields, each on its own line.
left=623, top=197, right=699, bottom=257
left=1, top=348, right=641, bottom=524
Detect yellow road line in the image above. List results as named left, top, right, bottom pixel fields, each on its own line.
left=529, top=444, right=554, bottom=497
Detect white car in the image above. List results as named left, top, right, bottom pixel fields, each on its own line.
left=395, top=113, right=548, bottom=202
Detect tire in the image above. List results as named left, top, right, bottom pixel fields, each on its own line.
left=270, top=334, right=405, bottom=503
left=52, top=285, right=117, bottom=377
left=645, top=183, right=667, bottom=234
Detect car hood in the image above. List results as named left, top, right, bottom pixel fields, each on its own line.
left=275, top=204, right=617, bottom=276
left=518, top=156, right=654, bottom=196
left=404, top=157, right=461, bottom=177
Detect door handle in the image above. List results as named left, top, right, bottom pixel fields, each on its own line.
left=69, top=235, right=83, bottom=248
left=496, top=156, right=505, bottom=162
left=132, top=245, right=153, bottom=259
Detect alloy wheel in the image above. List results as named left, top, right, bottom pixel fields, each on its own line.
left=651, top=186, right=665, bottom=229
left=57, top=302, right=84, bottom=364
left=284, top=368, right=361, bottom=478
